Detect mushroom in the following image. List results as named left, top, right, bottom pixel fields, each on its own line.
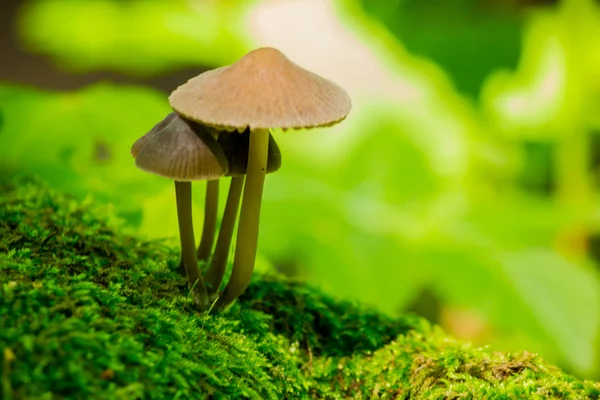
left=169, top=47, right=351, bottom=308
left=204, top=129, right=281, bottom=295
left=133, top=112, right=221, bottom=273
left=131, top=114, right=228, bottom=308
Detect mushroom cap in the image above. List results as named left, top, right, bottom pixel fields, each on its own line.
left=218, top=129, right=282, bottom=177
left=131, top=112, right=177, bottom=157
left=134, top=115, right=228, bottom=181
left=169, top=47, right=352, bottom=131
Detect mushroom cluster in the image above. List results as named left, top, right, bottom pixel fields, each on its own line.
left=131, top=47, right=351, bottom=311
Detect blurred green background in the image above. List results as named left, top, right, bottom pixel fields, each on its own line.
left=1, top=0, right=600, bottom=379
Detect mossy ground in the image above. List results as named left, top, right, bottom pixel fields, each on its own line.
left=1, top=176, right=599, bottom=399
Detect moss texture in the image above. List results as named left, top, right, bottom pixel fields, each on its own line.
left=1, top=176, right=599, bottom=399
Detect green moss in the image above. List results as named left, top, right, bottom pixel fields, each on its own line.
left=0, top=176, right=304, bottom=399
left=239, top=277, right=417, bottom=357
left=308, top=326, right=600, bottom=399
left=1, top=176, right=599, bottom=399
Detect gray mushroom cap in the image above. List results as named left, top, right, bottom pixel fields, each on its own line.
left=132, top=113, right=228, bottom=181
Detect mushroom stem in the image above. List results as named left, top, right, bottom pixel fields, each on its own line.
left=197, top=179, right=219, bottom=263
left=216, top=128, right=269, bottom=308
left=205, top=176, right=245, bottom=295
left=175, top=181, right=208, bottom=308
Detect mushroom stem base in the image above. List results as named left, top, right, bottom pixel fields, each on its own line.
left=175, top=181, right=208, bottom=308
left=216, top=128, right=269, bottom=308
left=205, top=176, right=244, bottom=295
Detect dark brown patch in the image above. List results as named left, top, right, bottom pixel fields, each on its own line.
left=490, top=351, right=539, bottom=380
left=100, top=369, right=115, bottom=380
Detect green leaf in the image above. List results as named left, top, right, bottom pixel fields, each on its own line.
left=17, top=0, right=255, bottom=74
left=355, top=0, right=523, bottom=97
left=499, top=249, right=600, bottom=374
left=0, top=83, right=171, bottom=222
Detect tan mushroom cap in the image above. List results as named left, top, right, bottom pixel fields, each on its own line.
left=168, top=47, right=352, bottom=131
left=134, top=115, right=228, bottom=181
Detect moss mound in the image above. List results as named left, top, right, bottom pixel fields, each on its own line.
left=1, top=176, right=598, bottom=399
left=239, top=276, right=416, bottom=358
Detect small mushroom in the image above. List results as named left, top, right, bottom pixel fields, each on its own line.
left=169, top=47, right=351, bottom=308
left=133, top=112, right=221, bottom=269
left=204, top=129, right=281, bottom=294
left=132, top=114, right=228, bottom=308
